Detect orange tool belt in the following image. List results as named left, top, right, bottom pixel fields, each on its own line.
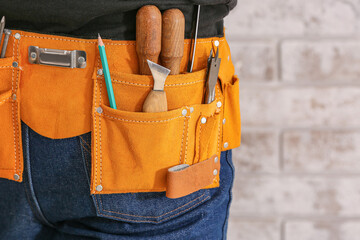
left=0, top=30, right=240, bottom=198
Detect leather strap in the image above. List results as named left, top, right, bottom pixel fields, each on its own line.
left=166, top=155, right=220, bottom=199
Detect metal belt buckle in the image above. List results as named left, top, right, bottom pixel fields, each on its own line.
left=28, top=46, right=87, bottom=69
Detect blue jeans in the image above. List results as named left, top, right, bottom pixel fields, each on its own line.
left=0, top=121, right=235, bottom=239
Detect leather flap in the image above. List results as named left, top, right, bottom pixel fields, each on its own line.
left=166, top=155, right=220, bottom=199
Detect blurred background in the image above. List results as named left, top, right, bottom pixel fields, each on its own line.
left=224, top=0, right=360, bottom=239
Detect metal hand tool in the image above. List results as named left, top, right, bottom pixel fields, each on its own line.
left=1, top=29, right=11, bottom=58
left=161, top=9, right=185, bottom=75
left=142, top=60, right=170, bottom=112
left=204, top=47, right=221, bottom=104
left=0, top=16, right=5, bottom=46
left=136, top=5, right=162, bottom=75
left=187, top=5, right=200, bottom=73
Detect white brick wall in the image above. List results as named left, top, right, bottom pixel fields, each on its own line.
left=225, top=0, right=360, bottom=239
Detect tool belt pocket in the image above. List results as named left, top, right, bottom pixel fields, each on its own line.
left=91, top=66, right=224, bottom=195
left=0, top=56, right=23, bottom=182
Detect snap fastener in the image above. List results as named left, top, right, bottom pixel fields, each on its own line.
left=201, top=117, right=207, bottom=124
left=12, top=61, right=18, bottom=68
left=14, top=174, right=20, bottom=181
left=12, top=93, right=16, bottom=100
left=213, top=169, right=218, bottom=176
left=217, top=101, right=222, bottom=108
left=190, top=107, right=194, bottom=113
left=214, top=156, right=218, bottom=163
left=223, top=142, right=229, bottom=148
left=96, top=107, right=103, bottom=114
left=214, top=40, right=220, bottom=47
left=14, top=33, right=21, bottom=40
left=96, top=185, right=103, bottom=192
left=182, top=109, right=187, bottom=116
left=97, top=69, right=103, bottom=75
left=222, top=118, right=226, bottom=125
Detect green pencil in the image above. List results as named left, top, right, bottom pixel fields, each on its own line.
left=98, top=34, right=117, bottom=109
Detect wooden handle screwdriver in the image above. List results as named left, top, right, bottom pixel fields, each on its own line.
left=161, top=9, right=185, bottom=75
left=136, top=5, right=162, bottom=75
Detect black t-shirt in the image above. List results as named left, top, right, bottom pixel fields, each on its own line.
left=0, top=0, right=237, bottom=40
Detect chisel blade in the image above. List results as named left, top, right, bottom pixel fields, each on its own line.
left=147, top=60, right=171, bottom=91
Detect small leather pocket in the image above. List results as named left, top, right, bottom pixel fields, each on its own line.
left=0, top=56, right=23, bottom=181
left=91, top=66, right=224, bottom=195
left=222, top=75, right=241, bottom=151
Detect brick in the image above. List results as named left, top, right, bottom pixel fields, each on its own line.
left=282, top=41, right=360, bottom=82
left=285, top=221, right=339, bottom=240
left=240, top=86, right=360, bottom=127
left=231, top=176, right=360, bottom=216
left=283, top=130, right=360, bottom=173
left=233, top=131, right=279, bottom=173
left=228, top=41, right=277, bottom=82
left=228, top=216, right=280, bottom=240
left=225, top=0, right=357, bottom=37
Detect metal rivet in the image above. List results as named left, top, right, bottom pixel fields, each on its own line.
left=224, top=142, right=229, bottom=148
left=97, top=69, right=103, bottom=75
left=14, top=33, right=21, bottom=40
left=96, top=185, right=103, bottom=192
left=12, top=93, right=16, bottom=100
left=213, top=169, right=218, bottom=176
left=201, top=117, right=207, bottom=124
left=96, top=107, right=103, bottom=114
left=14, top=174, right=20, bottom=180
left=217, top=101, right=222, bottom=108
left=78, top=56, right=85, bottom=65
left=12, top=61, right=18, bottom=68
left=30, top=52, right=37, bottom=60
left=182, top=109, right=187, bottom=116
left=222, top=118, right=226, bottom=125
left=190, top=107, right=194, bottom=113
left=214, top=40, right=220, bottom=47
left=214, top=157, right=218, bottom=163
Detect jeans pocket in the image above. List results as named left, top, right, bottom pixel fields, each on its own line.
left=79, top=132, right=212, bottom=224
left=93, top=189, right=211, bottom=224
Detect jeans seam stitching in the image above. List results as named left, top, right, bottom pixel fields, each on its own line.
left=97, top=195, right=211, bottom=223
left=23, top=122, right=55, bottom=228
left=98, top=192, right=207, bottom=218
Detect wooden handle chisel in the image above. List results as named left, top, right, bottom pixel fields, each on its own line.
left=161, top=9, right=185, bottom=75
left=136, top=5, right=162, bottom=75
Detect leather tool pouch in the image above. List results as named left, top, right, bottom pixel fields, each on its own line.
left=0, top=54, right=23, bottom=182
left=0, top=30, right=240, bottom=200
left=91, top=66, right=225, bottom=196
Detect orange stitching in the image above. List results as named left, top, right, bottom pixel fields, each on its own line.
left=15, top=36, right=21, bottom=174
left=94, top=58, right=99, bottom=189
left=99, top=68, right=103, bottom=186
left=216, top=85, right=221, bottom=155
left=99, top=193, right=206, bottom=218
left=79, top=136, right=91, bottom=150
left=179, top=117, right=186, bottom=164
left=184, top=115, right=190, bottom=164
left=101, top=112, right=183, bottom=123
left=79, top=139, right=91, bottom=155
left=0, top=66, right=11, bottom=69
left=21, top=34, right=223, bottom=46
left=97, top=195, right=210, bottom=223
left=197, top=117, right=202, bottom=164
left=21, top=34, right=133, bottom=45
left=110, top=79, right=205, bottom=87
